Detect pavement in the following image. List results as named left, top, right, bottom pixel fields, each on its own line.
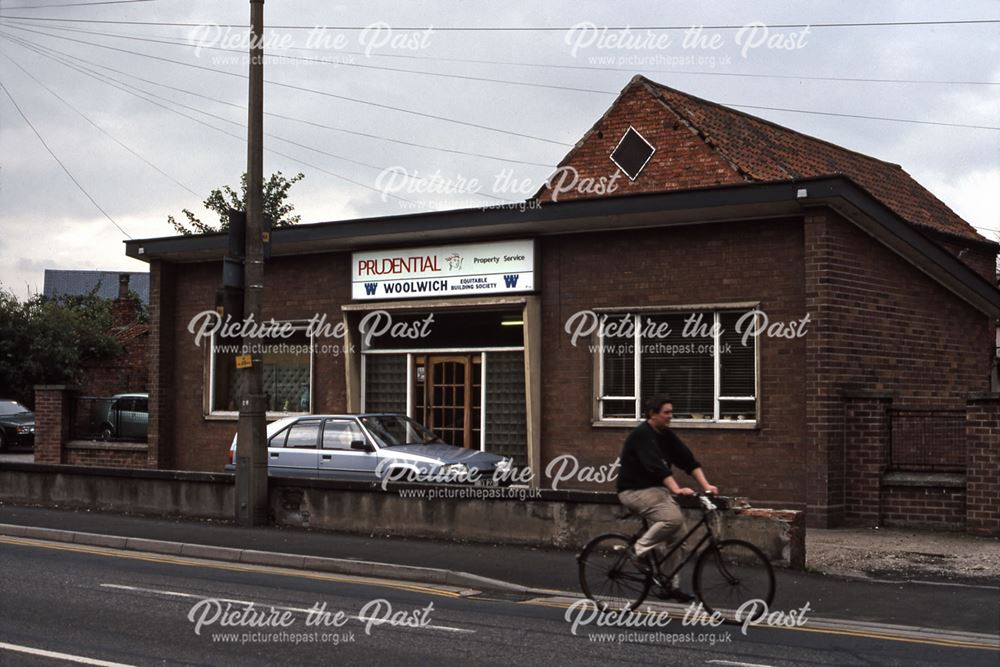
left=0, top=501, right=997, bottom=637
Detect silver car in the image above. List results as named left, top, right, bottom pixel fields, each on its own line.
left=224, top=413, right=512, bottom=484
left=99, top=393, right=149, bottom=440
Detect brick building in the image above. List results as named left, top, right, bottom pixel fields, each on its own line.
left=122, top=76, right=999, bottom=532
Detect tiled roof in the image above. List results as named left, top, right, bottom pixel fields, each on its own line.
left=640, top=78, right=984, bottom=242
left=543, top=76, right=985, bottom=243
left=43, top=270, right=150, bottom=304
left=113, top=322, right=149, bottom=343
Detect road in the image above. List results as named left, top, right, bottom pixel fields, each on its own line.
left=0, top=537, right=996, bottom=666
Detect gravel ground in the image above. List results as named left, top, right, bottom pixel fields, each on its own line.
left=807, top=526, right=1000, bottom=586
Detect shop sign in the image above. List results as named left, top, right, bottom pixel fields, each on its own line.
left=351, top=239, right=536, bottom=300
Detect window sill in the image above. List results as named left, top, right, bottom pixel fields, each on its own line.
left=591, top=420, right=760, bottom=430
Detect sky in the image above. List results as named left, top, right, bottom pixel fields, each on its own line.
left=0, top=0, right=997, bottom=298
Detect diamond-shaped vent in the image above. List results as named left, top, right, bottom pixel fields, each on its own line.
left=610, top=127, right=655, bottom=181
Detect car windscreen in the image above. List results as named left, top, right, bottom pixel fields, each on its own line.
left=0, top=400, right=29, bottom=416
left=361, top=415, right=444, bottom=447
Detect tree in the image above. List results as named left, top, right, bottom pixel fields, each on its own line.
left=168, top=171, right=305, bottom=235
left=0, top=287, right=121, bottom=407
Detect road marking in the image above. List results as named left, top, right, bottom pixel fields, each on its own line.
left=0, top=535, right=463, bottom=599
left=521, top=597, right=1000, bottom=652
left=0, top=641, right=134, bottom=666
left=101, top=584, right=475, bottom=634
left=707, top=661, right=775, bottom=667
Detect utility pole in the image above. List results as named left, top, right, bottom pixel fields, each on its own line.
left=236, top=0, right=268, bottom=526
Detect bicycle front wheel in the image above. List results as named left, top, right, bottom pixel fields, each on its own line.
left=694, top=539, right=775, bottom=616
left=578, top=533, right=652, bottom=611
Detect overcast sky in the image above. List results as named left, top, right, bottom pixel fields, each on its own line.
left=0, top=0, right=997, bottom=298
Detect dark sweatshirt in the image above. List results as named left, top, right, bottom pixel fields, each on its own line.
left=616, top=421, right=701, bottom=492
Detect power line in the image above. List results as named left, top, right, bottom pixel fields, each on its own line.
left=0, top=47, right=201, bottom=197
left=5, top=16, right=998, bottom=87
left=0, top=0, right=156, bottom=10
left=0, top=19, right=611, bottom=94
left=0, top=21, right=554, bottom=167
left=723, top=103, right=1000, bottom=132
left=0, top=77, right=131, bottom=237
left=1, top=33, right=523, bottom=204
left=5, top=20, right=998, bottom=132
left=1, top=33, right=438, bottom=209
left=0, top=15, right=997, bottom=29
left=0, top=21, right=573, bottom=145
left=0, top=29, right=554, bottom=169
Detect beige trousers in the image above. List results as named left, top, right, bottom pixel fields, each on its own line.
left=618, top=486, right=688, bottom=577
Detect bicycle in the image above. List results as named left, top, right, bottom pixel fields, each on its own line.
left=577, top=493, right=775, bottom=615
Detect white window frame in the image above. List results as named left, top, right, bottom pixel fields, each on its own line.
left=206, top=320, right=315, bottom=420
left=596, top=308, right=759, bottom=425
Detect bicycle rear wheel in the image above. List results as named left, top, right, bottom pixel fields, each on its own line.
left=694, top=539, right=775, bottom=616
left=578, top=533, right=652, bottom=611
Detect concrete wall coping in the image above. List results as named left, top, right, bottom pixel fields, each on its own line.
left=0, top=461, right=230, bottom=483
left=882, top=471, right=966, bottom=488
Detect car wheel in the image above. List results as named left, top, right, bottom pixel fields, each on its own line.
left=99, top=424, right=114, bottom=440
left=0, top=429, right=6, bottom=451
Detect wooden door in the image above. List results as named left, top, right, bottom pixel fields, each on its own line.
left=415, top=355, right=481, bottom=448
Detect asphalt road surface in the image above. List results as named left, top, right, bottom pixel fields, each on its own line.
left=0, top=538, right=996, bottom=666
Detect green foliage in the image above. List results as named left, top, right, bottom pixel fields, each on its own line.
left=168, top=171, right=306, bottom=235
left=0, top=286, right=121, bottom=407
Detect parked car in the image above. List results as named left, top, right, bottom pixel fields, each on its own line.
left=0, top=399, right=35, bottom=450
left=224, top=413, right=512, bottom=484
left=99, top=393, right=149, bottom=440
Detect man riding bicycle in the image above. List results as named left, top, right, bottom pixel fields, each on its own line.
left=617, top=395, right=718, bottom=602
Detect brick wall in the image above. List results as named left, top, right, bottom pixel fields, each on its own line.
left=161, top=253, right=352, bottom=473
left=32, top=386, right=72, bottom=464
left=843, top=393, right=892, bottom=526
left=803, top=210, right=994, bottom=527
left=538, top=218, right=808, bottom=508
left=78, top=334, right=148, bottom=398
left=149, top=260, right=180, bottom=469
left=966, top=395, right=1000, bottom=536
left=65, top=448, right=148, bottom=468
left=880, top=485, right=966, bottom=531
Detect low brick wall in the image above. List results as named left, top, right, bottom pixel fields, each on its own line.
left=880, top=474, right=966, bottom=532
left=63, top=441, right=150, bottom=469
left=0, top=463, right=804, bottom=568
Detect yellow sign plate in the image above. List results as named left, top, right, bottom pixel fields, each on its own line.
left=235, top=354, right=252, bottom=369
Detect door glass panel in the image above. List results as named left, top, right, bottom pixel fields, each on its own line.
left=323, top=420, right=364, bottom=450
left=284, top=420, right=320, bottom=448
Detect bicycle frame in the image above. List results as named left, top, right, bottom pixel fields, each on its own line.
left=628, top=497, right=720, bottom=581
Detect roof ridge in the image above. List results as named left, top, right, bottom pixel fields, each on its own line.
left=636, top=77, right=760, bottom=182
left=635, top=75, right=906, bottom=172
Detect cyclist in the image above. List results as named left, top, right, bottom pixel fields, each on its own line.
left=617, top=395, right=719, bottom=602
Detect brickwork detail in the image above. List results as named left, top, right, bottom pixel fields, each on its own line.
left=32, top=387, right=70, bottom=464
left=64, top=449, right=149, bottom=468
left=804, top=211, right=993, bottom=528
left=965, top=396, right=1000, bottom=536
left=843, top=395, right=892, bottom=526
left=880, top=485, right=966, bottom=531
